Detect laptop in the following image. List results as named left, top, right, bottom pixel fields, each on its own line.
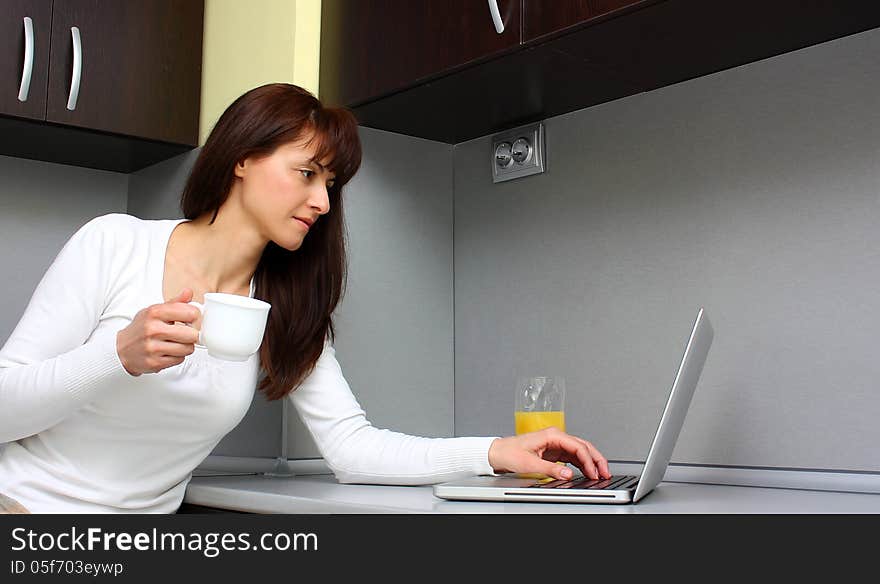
left=434, top=307, right=713, bottom=504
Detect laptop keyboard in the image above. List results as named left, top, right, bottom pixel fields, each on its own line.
left=527, top=475, right=638, bottom=490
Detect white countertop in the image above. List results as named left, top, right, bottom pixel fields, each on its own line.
left=183, top=473, right=880, bottom=514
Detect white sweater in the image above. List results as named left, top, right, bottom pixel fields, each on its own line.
left=0, top=213, right=497, bottom=513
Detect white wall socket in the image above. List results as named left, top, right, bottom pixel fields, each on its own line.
left=491, top=122, right=545, bottom=183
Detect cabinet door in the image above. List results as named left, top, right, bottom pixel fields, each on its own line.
left=45, top=0, right=203, bottom=146
left=320, top=0, right=521, bottom=107
left=0, top=0, right=53, bottom=120
left=523, top=0, right=648, bottom=42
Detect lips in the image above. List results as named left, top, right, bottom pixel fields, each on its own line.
left=293, top=217, right=313, bottom=229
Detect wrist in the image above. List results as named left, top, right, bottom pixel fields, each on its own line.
left=115, top=330, right=139, bottom=377
left=487, top=437, right=509, bottom=474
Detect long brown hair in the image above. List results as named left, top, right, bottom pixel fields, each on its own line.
left=180, top=83, right=362, bottom=400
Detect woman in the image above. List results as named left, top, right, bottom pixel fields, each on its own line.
left=0, top=83, right=610, bottom=513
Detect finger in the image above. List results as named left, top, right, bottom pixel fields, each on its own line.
left=550, top=432, right=610, bottom=479
left=545, top=431, right=599, bottom=480
left=149, top=339, right=198, bottom=358
left=166, top=288, right=193, bottom=304
left=150, top=303, right=201, bottom=325
left=567, top=435, right=611, bottom=479
left=532, top=458, right=574, bottom=481
left=550, top=450, right=598, bottom=480
left=583, top=441, right=611, bottom=479
left=151, top=321, right=201, bottom=345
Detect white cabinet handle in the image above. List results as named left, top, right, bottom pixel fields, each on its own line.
left=488, top=0, right=504, bottom=34
left=18, top=17, right=34, bottom=102
left=67, top=26, right=82, bottom=111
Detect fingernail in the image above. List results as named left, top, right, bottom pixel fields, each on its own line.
left=561, top=468, right=572, bottom=478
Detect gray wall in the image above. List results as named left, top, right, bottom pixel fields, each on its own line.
left=454, top=28, right=880, bottom=473
left=0, top=156, right=127, bottom=343
left=286, top=127, right=456, bottom=457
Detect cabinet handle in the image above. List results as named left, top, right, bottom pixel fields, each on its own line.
left=488, top=0, right=504, bottom=34
left=18, top=17, right=34, bottom=102
left=67, top=26, right=82, bottom=111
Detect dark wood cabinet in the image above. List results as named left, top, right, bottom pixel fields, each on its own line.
left=1, top=0, right=53, bottom=121
left=320, top=0, right=521, bottom=107
left=522, top=0, right=648, bottom=42
left=319, top=0, right=648, bottom=112
left=543, top=1, right=880, bottom=94
left=45, top=0, right=203, bottom=146
left=0, top=0, right=203, bottom=172
left=320, top=0, right=880, bottom=145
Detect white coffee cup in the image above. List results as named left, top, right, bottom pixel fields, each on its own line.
left=186, top=293, right=271, bottom=361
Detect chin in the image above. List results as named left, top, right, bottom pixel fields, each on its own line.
left=276, top=238, right=305, bottom=252
left=271, top=222, right=307, bottom=251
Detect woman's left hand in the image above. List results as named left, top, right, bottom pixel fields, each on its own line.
left=487, top=427, right=611, bottom=481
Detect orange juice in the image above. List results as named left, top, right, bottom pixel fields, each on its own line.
left=514, top=410, right=566, bottom=435
left=514, top=410, right=567, bottom=480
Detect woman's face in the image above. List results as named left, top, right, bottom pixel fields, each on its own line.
left=234, top=135, right=337, bottom=251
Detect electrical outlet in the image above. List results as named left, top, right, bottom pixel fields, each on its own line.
left=491, top=122, right=545, bottom=183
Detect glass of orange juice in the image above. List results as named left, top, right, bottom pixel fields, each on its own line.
left=514, top=376, right=566, bottom=480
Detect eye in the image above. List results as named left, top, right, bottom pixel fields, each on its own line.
left=327, top=180, right=336, bottom=189
left=299, top=169, right=314, bottom=179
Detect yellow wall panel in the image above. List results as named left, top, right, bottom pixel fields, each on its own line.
left=293, top=0, right=322, bottom=100
left=200, top=0, right=322, bottom=145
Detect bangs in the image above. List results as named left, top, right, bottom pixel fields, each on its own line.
left=302, top=107, right=362, bottom=189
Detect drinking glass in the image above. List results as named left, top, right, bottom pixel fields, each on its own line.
left=514, top=375, right=566, bottom=434
left=514, top=376, right=566, bottom=480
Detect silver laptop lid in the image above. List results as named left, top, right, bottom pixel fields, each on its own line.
left=632, top=308, right=713, bottom=502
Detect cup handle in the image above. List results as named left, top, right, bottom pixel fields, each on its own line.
left=187, top=301, right=204, bottom=346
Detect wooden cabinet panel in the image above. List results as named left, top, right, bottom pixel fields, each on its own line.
left=0, top=0, right=53, bottom=121
left=545, top=0, right=880, bottom=93
left=329, top=0, right=880, bottom=145
left=45, top=0, right=203, bottom=146
left=320, top=0, right=521, bottom=107
left=523, top=0, right=650, bottom=43
left=351, top=45, right=641, bottom=144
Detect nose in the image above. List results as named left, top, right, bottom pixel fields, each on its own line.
left=310, top=184, right=330, bottom=215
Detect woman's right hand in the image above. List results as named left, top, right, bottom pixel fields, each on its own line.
left=115, top=288, right=201, bottom=376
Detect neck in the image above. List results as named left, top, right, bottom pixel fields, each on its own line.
left=173, top=203, right=266, bottom=295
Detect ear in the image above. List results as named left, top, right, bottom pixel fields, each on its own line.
left=233, top=158, right=247, bottom=178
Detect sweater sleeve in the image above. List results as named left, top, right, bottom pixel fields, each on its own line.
left=0, top=215, right=133, bottom=443
left=288, top=341, right=500, bottom=485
